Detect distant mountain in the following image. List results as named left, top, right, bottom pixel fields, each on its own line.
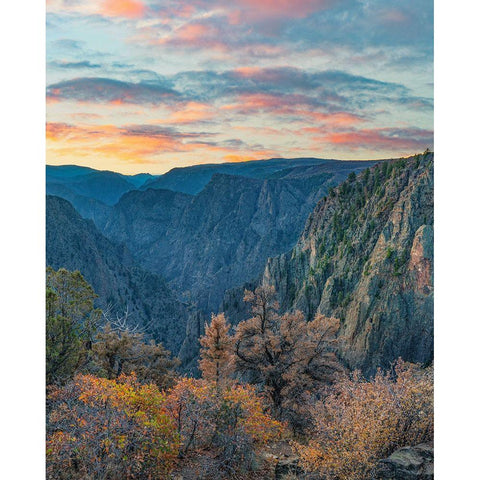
left=46, top=165, right=157, bottom=225
left=224, top=153, right=434, bottom=374
left=46, top=195, right=189, bottom=354
left=141, top=157, right=379, bottom=195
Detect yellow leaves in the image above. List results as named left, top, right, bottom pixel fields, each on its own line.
left=46, top=374, right=181, bottom=479
left=223, top=383, right=285, bottom=443
left=295, top=361, right=434, bottom=480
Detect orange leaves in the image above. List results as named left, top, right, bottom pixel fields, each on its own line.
left=223, top=383, right=284, bottom=444
left=199, top=313, right=234, bottom=388
left=46, top=374, right=180, bottom=479
left=234, top=287, right=341, bottom=428
left=295, top=360, right=434, bottom=480
left=162, top=375, right=283, bottom=473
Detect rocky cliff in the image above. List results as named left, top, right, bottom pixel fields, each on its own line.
left=46, top=195, right=189, bottom=354
left=225, top=153, right=433, bottom=374
left=103, top=161, right=379, bottom=314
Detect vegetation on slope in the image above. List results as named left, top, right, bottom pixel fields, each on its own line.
left=46, top=274, right=433, bottom=479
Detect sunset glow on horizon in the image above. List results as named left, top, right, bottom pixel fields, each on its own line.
left=46, top=0, right=433, bottom=175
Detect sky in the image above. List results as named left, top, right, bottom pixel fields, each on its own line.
left=46, top=0, right=433, bottom=174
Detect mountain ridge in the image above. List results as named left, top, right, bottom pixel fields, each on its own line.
left=223, top=153, right=434, bottom=374
left=46, top=195, right=189, bottom=355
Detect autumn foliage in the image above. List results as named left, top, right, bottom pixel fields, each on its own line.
left=46, top=374, right=180, bottom=479
left=165, top=377, right=284, bottom=474
left=92, top=322, right=178, bottom=388
left=234, top=286, right=342, bottom=428
left=199, top=313, right=234, bottom=390
left=295, top=360, right=434, bottom=480
left=45, top=271, right=433, bottom=479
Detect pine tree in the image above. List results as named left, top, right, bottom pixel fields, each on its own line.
left=46, top=267, right=101, bottom=385
left=199, top=313, right=234, bottom=391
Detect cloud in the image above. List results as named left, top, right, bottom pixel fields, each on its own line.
left=46, top=67, right=431, bottom=136
left=321, top=127, right=433, bottom=151
left=47, top=0, right=147, bottom=19
left=46, top=121, right=213, bottom=163
left=48, top=60, right=102, bottom=69
left=46, top=121, right=281, bottom=168
left=159, top=102, right=215, bottom=125
left=50, top=38, right=85, bottom=51
left=101, top=0, right=145, bottom=19
left=47, top=77, right=180, bottom=104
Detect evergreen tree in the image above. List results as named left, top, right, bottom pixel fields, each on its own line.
left=199, top=313, right=234, bottom=391
left=46, top=267, right=101, bottom=385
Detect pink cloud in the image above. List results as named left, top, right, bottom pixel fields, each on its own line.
left=321, top=128, right=433, bottom=151
left=236, top=0, right=328, bottom=18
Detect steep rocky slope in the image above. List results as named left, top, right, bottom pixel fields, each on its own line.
left=102, top=188, right=194, bottom=267
left=46, top=182, right=113, bottom=230
left=225, top=153, right=433, bottom=374
left=46, top=195, right=189, bottom=354
left=103, top=160, right=379, bottom=313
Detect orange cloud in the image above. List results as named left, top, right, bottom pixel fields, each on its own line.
left=221, top=93, right=363, bottom=128
left=176, top=23, right=211, bottom=42
left=101, top=0, right=146, bottom=19
left=233, top=67, right=264, bottom=77
left=223, top=150, right=278, bottom=163
left=46, top=122, right=276, bottom=167
left=161, top=102, right=215, bottom=125
left=46, top=122, right=186, bottom=163
left=155, top=22, right=226, bottom=50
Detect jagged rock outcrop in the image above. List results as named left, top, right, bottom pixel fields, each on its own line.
left=103, top=188, right=193, bottom=265
left=375, top=444, right=433, bottom=479
left=46, top=195, right=189, bottom=354
left=226, top=153, right=433, bottom=374
left=275, top=457, right=305, bottom=479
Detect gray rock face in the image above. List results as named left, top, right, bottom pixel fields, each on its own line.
left=375, top=444, right=433, bottom=480
left=46, top=195, right=189, bottom=354
left=226, top=153, right=433, bottom=374
left=275, top=457, right=304, bottom=479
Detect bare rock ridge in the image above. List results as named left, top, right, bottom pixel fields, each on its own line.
left=224, top=153, right=433, bottom=374
left=46, top=195, right=189, bottom=354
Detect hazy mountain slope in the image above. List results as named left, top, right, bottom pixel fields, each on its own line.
left=46, top=182, right=113, bottom=230
left=103, top=188, right=194, bottom=253
left=225, top=153, right=433, bottom=374
left=46, top=195, right=189, bottom=354
left=141, top=157, right=379, bottom=195
left=46, top=166, right=157, bottom=225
